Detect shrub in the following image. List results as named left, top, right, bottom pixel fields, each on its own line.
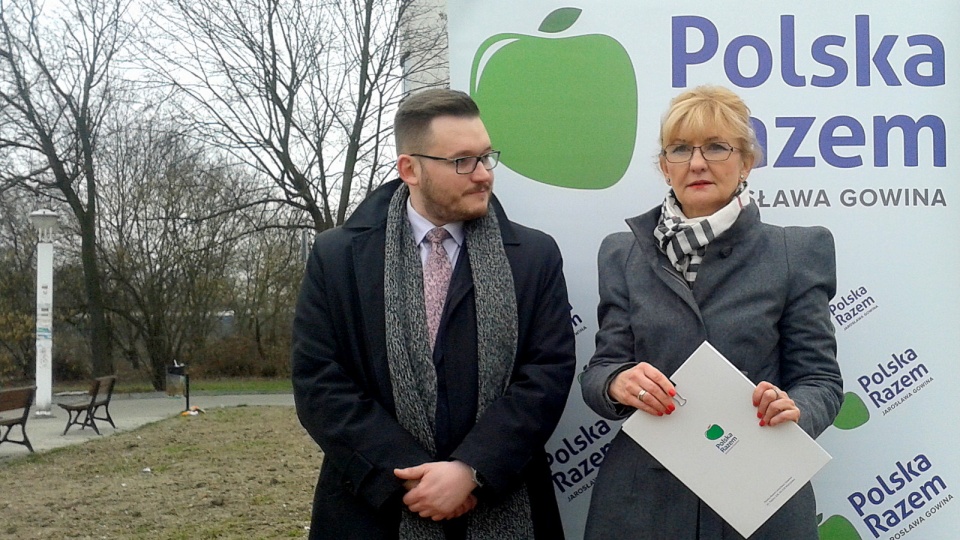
left=191, top=335, right=290, bottom=378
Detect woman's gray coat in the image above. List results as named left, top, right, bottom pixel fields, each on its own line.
left=580, top=204, right=843, bottom=540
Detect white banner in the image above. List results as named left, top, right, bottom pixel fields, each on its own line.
left=449, top=2, right=959, bottom=539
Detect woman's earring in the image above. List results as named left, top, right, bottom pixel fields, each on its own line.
left=739, top=174, right=745, bottom=180
left=666, top=177, right=672, bottom=185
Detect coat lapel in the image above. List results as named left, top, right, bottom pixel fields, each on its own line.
left=626, top=212, right=702, bottom=318
left=690, top=205, right=760, bottom=306
left=654, top=262, right=701, bottom=316
left=443, top=246, right=473, bottom=324
left=343, top=179, right=401, bottom=373
left=352, top=227, right=388, bottom=370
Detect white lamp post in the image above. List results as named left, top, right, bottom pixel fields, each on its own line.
left=29, top=209, right=59, bottom=417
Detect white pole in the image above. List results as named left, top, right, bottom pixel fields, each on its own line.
left=34, top=240, right=54, bottom=416
left=30, top=209, right=59, bottom=417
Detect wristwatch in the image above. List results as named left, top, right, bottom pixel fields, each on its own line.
left=470, top=467, right=485, bottom=488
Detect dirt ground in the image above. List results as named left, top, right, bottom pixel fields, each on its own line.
left=0, top=406, right=322, bottom=539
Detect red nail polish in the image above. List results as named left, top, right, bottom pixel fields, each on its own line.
left=669, top=389, right=676, bottom=397
left=657, top=411, right=663, bottom=416
left=759, top=420, right=765, bottom=427
left=668, top=404, right=676, bottom=412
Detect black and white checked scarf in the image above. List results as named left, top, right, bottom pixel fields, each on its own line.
left=654, top=182, right=751, bottom=285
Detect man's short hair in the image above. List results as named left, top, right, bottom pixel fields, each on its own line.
left=394, top=88, right=480, bottom=154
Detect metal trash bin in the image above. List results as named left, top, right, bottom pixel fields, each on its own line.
left=166, top=365, right=187, bottom=397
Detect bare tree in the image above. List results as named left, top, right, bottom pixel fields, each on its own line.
left=141, top=0, right=446, bottom=231
left=0, top=0, right=449, bottom=383
left=0, top=189, right=37, bottom=379
left=0, top=188, right=89, bottom=381
left=0, top=0, right=133, bottom=376
left=97, top=111, right=259, bottom=389
left=225, top=216, right=303, bottom=369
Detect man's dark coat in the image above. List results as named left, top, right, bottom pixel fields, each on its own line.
left=292, top=180, right=576, bottom=539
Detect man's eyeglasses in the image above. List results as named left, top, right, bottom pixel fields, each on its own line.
left=410, top=151, right=501, bottom=175
left=662, top=142, right=738, bottom=163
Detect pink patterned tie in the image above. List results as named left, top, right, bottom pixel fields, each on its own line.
left=424, top=227, right=453, bottom=349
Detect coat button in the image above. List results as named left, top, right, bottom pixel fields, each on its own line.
left=720, top=247, right=733, bottom=258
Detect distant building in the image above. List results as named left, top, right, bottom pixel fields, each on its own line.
left=400, top=0, right=450, bottom=93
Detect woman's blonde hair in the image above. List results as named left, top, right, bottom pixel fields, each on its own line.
left=659, top=85, right=763, bottom=167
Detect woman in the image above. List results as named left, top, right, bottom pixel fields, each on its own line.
left=579, top=85, right=843, bottom=539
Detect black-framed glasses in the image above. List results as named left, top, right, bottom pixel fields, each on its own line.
left=662, top=142, right=738, bottom=163
left=410, top=151, right=501, bottom=174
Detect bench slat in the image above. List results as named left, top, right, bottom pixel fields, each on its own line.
left=0, top=386, right=36, bottom=452
left=58, top=376, right=117, bottom=436
left=0, top=387, right=34, bottom=412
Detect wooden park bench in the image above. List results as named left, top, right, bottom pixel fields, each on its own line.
left=58, top=375, right=117, bottom=436
left=0, top=385, right=36, bottom=452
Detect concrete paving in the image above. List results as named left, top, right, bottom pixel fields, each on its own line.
left=0, top=392, right=295, bottom=460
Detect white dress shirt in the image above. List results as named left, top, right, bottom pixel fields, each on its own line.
left=406, top=197, right=464, bottom=268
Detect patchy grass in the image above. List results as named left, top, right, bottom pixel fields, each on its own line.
left=50, top=377, right=293, bottom=396
left=189, top=377, right=293, bottom=394
left=0, top=406, right=320, bottom=539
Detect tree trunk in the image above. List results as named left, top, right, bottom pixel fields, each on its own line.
left=79, top=216, right=114, bottom=376
left=146, top=333, right=169, bottom=391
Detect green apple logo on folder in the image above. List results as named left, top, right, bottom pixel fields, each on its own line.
left=704, top=424, right=724, bottom=441
left=470, top=7, right=638, bottom=189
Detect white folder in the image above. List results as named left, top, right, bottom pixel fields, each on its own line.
left=621, top=341, right=831, bottom=538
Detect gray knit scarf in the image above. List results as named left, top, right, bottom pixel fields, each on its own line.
left=383, top=184, right=534, bottom=540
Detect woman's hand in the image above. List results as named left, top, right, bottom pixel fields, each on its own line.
left=753, top=381, right=800, bottom=427
left=609, top=362, right=677, bottom=416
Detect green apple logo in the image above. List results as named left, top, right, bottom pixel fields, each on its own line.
left=832, top=392, right=870, bottom=430
left=470, top=7, right=638, bottom=190
left=817, top=514, right=862, bottom=540
left=704, top=424, right=724, bottom=441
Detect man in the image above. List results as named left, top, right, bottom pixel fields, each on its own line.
left=292, top=88, right=576, bottom=539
